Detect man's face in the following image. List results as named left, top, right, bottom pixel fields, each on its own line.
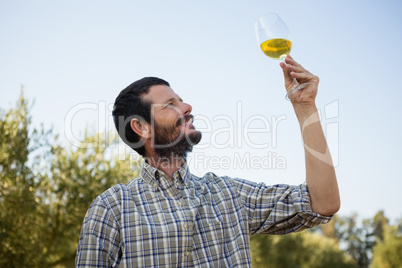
left=143, top=85, right=202, bottom=159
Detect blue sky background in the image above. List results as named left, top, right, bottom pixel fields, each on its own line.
left=1, top=0, right=402, bottom=222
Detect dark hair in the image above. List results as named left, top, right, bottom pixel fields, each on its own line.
left=112, top=77, right=170, bottom=156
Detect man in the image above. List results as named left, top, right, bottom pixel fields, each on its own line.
left=76, top=55, right=340, bottom=267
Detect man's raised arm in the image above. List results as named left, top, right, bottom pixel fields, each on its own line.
left=280, top=55, right=340, bottom=216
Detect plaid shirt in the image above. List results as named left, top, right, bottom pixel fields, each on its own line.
left=76, top=161, right=331, bottom=267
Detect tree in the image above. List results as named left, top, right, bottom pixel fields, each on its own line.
left=343, top=213, right=371, bottom=268
left=250, top=230, right=357, bottom=268
left=43, top=131, right=138, bottom=266
left=0, top=91, right=52, bottom=267
left=0, top=91, right=139, bottom=267
left=317, top=211, right=397, bottom=268
left=370, top=221, right=402, bottom=268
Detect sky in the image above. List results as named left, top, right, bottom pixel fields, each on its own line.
left=1, top=0, right=402, bottom=222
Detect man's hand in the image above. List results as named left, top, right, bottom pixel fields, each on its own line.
left=280, top=55, right=319, bottom=115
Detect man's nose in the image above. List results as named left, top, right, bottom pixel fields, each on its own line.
left=180, top=102, right=192, bottom=115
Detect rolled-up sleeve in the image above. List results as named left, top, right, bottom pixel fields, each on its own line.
left=229, top=178, right=332, bottom=235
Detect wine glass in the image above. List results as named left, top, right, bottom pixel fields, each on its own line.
left=254, top=13, right=313, bottom=100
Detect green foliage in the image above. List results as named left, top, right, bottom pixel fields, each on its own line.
left=371, top=225, right=402, bottom=268
left=316, top=211, right=392, bottom=268
left=250, top=231, right=357, bottom=268
left=0, top=91, right=138, bottom=267
left=43, top=131, right=138, bottom=266
left=0, top=92, right=50, bottom=267
left=341, top=213, right=371, bottom=267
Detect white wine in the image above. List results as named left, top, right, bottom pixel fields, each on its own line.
left=260, top=38, right=292, bottom=60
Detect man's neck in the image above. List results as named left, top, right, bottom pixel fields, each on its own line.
left=146, top=156, right=185, bottom=180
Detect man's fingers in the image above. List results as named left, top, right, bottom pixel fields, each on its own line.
left=286, top=64, right=308, bottom=74
left=284, top=55, right=303, bottom=68
left=284, top=56, right=319, bottom=85
left=291, top=72, right=319, bottom=85
left=280, top=61, right=294, bottom=88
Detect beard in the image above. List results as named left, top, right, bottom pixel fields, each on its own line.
left=153, top=114, right=202, bottom=160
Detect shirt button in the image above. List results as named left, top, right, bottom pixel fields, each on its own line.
left=184, top=251, right=190, bottom=257
left=183, top=223, right=188, bottom=229
left=178, top=201, right=182, bottom=206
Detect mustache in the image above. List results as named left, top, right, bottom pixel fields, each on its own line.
left=175, top=114, right=194, bottom=127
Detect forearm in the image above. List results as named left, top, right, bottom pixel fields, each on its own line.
left=295, top=105, right=340, bottom=216
left=279, top=55, right=340, bottom=216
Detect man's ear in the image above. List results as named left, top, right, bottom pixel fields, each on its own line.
left=130, top=118, right=151, bottom=139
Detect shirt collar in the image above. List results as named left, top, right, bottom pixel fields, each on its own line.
left=140, top=161, right=191, bottom=190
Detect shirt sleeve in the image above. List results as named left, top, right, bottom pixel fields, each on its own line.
left=228, top=178, right=332, bottom=235
left=75, top=195, right=121, bottom=267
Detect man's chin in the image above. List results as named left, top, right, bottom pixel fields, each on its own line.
left=187, top=130, right=202, bottom=146
left=153, top=130, right=202, bottom=160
